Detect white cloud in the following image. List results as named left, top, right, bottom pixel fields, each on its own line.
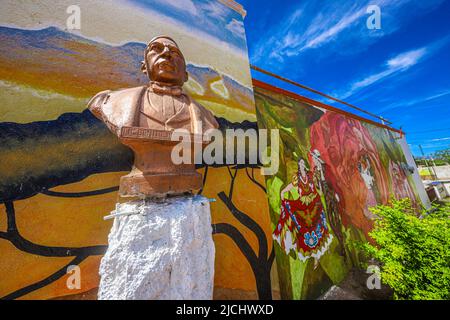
left=301, top=8, right=365, bottom=51
left=250, top=8, right=303, bottom=63
left=226, top=18, right=245, bottom=39
left=249, top=0, right=442, bottom=66
left=431, top=137, right=450, bottom=142
left=420, top=142, right=450, bottom=148
left=250, top=1, right=370, bottom=64
left=339, top=47, right=427, bottom=99
left=379, top=89, right=450, bottom=113
left=386, top=48, right=427, bottom=69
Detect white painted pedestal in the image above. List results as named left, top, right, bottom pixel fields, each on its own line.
left=98, top=195, right=215, bottom=300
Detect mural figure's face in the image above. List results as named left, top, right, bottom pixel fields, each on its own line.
left=390, top=161, right=406, bottom=186
left=298, top=159, right=307, bottom=174
left=360, top=156, right=369, bottom=170
left=144, top=37, right=188, bottom=86
left=391, top=161, right=401, bottom=177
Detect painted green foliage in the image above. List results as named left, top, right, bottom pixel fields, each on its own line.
left=254, top=86, right=424, bottom=300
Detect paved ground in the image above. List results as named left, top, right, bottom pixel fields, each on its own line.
left=319, top=268, right=393, bottom=300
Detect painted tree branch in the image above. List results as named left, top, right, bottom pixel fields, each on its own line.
left=217, top=167, right=275, bottom=300
left=245, top=168, right=266, bottom=193
left=268, top=247, right=275, bottom=267
left=218, top=191, right=268, bottom=262
left=1, top=255, right=88, bottom=300
left=212, top=223, right=258, bottom=267
left=41, top=186, right=119, bottom=198
left=212, top=221, right=273, bottom=300
left=0, top=201, right=107, bottom=299
left=1, top=202, right=107, bottom=257
left=226, top=166, right=238, bottom=200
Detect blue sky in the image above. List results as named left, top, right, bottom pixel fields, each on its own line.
left=240, top=0, right=450, bottom=156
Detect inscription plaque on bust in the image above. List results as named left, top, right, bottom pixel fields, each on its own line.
left=87, top=35, right=219, bottom=197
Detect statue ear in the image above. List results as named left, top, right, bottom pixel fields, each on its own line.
left=184, top=71, right=189, bottom=83
left=141, top=61, right=147, bottom=75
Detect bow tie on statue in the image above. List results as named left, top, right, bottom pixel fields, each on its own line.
left=150, top=81, right=183, bottom=96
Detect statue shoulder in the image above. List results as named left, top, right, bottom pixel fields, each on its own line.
left=87, top=86, right=147, bottom=119
left=188, top=96, right=219, bottom=130
left=87, top=89, right=110, bottom=119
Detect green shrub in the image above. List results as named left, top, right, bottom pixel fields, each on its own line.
left=360, top=198, right=450, bottom=300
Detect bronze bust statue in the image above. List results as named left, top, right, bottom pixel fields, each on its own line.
left=88, top=36, right=219, bottom=197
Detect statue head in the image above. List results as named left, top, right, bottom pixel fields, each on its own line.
left=141, top=36, right=188, bottom=87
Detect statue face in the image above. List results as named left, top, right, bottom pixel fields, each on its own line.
left=145, top=38, right=187, bottom=86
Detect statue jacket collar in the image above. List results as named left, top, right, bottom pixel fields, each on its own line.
left=87, top=85, right=218, bottom=136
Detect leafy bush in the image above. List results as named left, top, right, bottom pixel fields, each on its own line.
left=433, top=148, right=450, bottom=165
left=360, top=198, right=450, bottom=300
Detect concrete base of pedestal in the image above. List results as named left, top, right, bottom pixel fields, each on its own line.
left=98, top=195, right=215, bottom=300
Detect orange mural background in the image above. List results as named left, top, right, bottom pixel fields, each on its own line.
left=0, top=168, right=273, bottom=299
left=0, top=0, right=276, bottom=300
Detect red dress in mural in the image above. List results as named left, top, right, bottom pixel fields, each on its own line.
left=273, top=165, right=333, bottom=262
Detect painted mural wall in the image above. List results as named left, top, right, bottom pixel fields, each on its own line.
left=0, top=0, right=275, bottom=300
left=397, top=137, right=432, bottom=207
left=0, top=0, right=429, bottom=301
left=253, top=82, right=430, bottom=300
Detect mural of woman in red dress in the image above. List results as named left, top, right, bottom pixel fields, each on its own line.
left=273, top=158, right=333, bottom=268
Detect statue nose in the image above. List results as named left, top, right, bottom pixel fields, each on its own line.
left=161, top=46, right=171, bottom=56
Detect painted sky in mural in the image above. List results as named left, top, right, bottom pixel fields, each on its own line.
left=0, top=0, right=255, bottom=124
left=130, top=0, right=247, bottom=51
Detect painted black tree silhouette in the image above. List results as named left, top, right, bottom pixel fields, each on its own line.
left=0, top=197, right=109, bottom=300
left=202, top=165, right=275, bottom=300
left=0, top=113, right=275, bottom=300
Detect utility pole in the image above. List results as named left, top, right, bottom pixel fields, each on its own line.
left=429, top=154, right=439, bottom=180
left=419, top=145, right=437, bottom=180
